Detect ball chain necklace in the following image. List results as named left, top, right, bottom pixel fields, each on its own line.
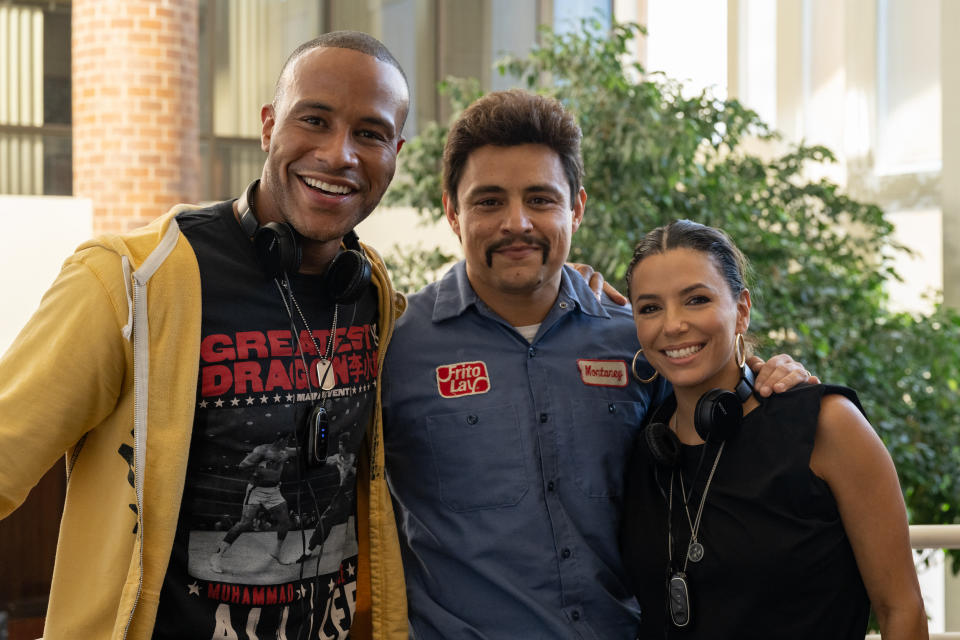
left=275, top=275, right=339, bottom=391
left=665, top=413, right=725, bottom=628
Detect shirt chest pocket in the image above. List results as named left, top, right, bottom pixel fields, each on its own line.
left=568, top=400, right=646, bottom=498
left=425, top=404, right=529, bottom=512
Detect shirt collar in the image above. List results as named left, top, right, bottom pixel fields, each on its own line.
left=431, top=261, right=612, bottom=323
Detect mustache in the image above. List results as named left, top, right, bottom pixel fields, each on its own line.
left=485, top=234, right=550, bottom=267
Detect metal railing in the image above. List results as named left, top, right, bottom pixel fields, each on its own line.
left=909, top=525, right=960, bottom=550
left=865, top=524, right=960, bottom=640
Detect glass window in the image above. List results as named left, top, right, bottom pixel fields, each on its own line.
left=0, top=1, right=72, bottom=196
left=490, top=0, right=538, bottom=92
left=553, top=0, right=611, bottom=32
left=380, top=0, right=419, bottom=135
left=198, top=0, right=324, bottom=201
left=876, top=0, right=941, bottom=174
left=735, top=0, right=777, bottom=128
left=645, top=0, right=727, bottom=99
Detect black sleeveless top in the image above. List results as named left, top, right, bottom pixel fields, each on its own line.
left=620, top=384, right=870, bottom=639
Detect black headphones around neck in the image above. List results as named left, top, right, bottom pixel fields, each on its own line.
left=644, top=364, right=756, bottom=469
left=237, top=179, right=372, bottom=304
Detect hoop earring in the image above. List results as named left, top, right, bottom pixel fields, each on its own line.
left=631, top=348, right=659, bottom=384
left=735, top=333, right=746, bottom=368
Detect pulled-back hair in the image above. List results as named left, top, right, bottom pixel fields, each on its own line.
left=626, top=219, right=750, bottom=301
left=442, top=90, right=583, bottom=208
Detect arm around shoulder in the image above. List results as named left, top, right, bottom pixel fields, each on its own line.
left=810, top=393, right=928, bottom=640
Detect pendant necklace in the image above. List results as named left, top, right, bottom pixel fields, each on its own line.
left=276, top=277, right=339, bottom=391
left=678, top=443, right=724, bottom=563
left=666, top=469, right=692, bottom=628
left=665, top=414, right=726, bottom=629
left=673, top=413, right=725, bottom=564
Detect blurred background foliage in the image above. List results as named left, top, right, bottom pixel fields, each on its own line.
left=383, top=18, right=960, bottom=544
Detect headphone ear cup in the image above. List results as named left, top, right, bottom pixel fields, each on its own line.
left=325, top=249, right=372, bottom=304
left=694, top=388, right=743, bottom=442
left=253, top=222, right=301, bottom=278
left=644, top=421, right=681, bottom=469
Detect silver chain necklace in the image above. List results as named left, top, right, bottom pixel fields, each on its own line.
left=275, top=276, right=339, bottom=391
left=678, top=441, right=724, bottom=564
left=671, top=413, right=725, bottom=566
left=664, top=417, right=726, bottom=629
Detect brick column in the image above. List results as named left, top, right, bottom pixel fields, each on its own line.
left=73, top=0, right=198, bottom=234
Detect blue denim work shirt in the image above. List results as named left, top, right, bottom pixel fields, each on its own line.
left=383, top=262, right=669, bottom=639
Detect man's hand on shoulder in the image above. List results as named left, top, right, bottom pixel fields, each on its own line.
left=746, top=354, right=819, bottom=397
left=567, top=262, right=628, bottom=306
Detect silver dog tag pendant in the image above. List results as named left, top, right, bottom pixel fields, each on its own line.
left=316, top=359, right=336, bottom=391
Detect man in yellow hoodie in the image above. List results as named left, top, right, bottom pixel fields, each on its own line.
left=0, top=31, right=409, bottom=640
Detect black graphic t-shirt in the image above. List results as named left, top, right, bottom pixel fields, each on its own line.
left=153, top=202, right=379, bottom=640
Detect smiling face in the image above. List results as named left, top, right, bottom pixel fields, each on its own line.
left=629, top=247, right=751, bottom=396
left=258, top=46, right=408, bottom=271
left=443, top=143, right=586, bottom=321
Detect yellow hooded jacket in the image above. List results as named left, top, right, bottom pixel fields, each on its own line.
left=0, top=207, right=408, bottom=639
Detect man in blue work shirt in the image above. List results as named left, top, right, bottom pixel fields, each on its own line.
left=381, top=90, right=807, bottom=639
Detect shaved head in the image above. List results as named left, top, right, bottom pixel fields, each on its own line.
left=274, top=31, right=409, bottom=128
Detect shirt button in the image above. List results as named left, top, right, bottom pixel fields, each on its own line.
left=547, top=481, right=555, bottom=491
left=528, top=346, right=536, bottom=357
left=571, top=610, right=581, bottom=621
left=608, top=404, right=616, bottom=413
left=539, top=413, right=548, bottom=423
left=561, top=548, right=571, bottom=559
left=559, top=301, right=569, bottom=309
left=466, top=415, right=478, bottom=425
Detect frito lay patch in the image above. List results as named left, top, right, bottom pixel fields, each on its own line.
left=436, top=361, right=491, bottom=398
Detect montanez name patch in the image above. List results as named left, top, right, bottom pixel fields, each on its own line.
left=436, top=361, right=491, bottom=398
left=577, top=359, right=628, bottom=387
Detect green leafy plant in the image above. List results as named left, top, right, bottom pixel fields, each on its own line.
left=383, top=18, right=960, bottom=538
left=383, top=245, right=455, bottom=295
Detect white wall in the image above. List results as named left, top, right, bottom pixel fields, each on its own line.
left=356, top=205, right=463, bottom=264
left=886, top=208, right=943, bottom=313
left=0, top=196, right=93, bottom=355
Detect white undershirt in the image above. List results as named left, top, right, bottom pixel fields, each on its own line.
left=515, top=323, right=540, bottom=343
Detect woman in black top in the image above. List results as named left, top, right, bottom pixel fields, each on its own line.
left=620, top=220, right=926, bottom=639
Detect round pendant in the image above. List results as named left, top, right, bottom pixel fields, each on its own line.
left=316, top=359, right=336, bottom=391
left=687, top=541, right=704, bottom=563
